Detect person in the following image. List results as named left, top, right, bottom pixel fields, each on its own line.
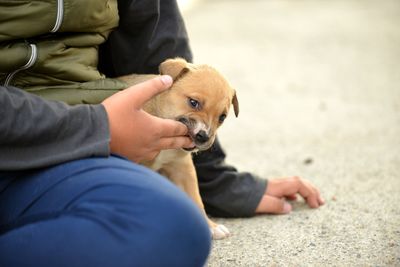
left=0, top=0, right=324, bottom=266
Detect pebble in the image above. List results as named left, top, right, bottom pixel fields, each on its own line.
left=303, top=157, right=314, bottom=165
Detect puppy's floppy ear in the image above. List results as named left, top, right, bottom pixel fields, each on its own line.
left=159, top=58, right=190, bottom=81
left=232, top=90, right=239, bottom=117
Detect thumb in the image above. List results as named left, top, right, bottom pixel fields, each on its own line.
left=255, top=195, right=292, bottom=214
left=129, top=75, right=173, bottom=108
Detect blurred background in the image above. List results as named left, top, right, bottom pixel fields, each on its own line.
left=178, top=0, right=399, bottom=266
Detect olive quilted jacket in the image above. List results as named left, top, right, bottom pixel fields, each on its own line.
left=0, top=0, right=127, bottom=104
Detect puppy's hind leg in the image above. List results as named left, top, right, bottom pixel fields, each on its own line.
left=163, top=154, right=231, bottom=240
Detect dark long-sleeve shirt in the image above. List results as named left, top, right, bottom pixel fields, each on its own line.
left=0, top=86, right=110, bottom=171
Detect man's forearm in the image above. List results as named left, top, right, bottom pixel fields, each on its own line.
left=0, top=86, right=110, bottom=171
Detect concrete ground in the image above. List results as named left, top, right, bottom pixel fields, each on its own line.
left=181, top=0, right=400, bottom=266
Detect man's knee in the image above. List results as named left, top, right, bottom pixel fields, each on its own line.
left=66, top=158, right=211, bottom=267
left=2, top=156, right=211, bottom=267
left=133, top=186, right=212, bottom=267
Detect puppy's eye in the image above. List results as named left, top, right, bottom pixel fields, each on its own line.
left=189, top=98, right=200, bottom=109
left=219, top=114, right=227, bottom=123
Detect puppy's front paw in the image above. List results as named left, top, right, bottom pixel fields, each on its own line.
left=211, top=224, right=230, bottom=240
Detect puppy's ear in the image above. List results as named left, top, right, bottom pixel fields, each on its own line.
left=159, top=58, right=190, bottom=81
left=232, top=90, right=239, bottom=117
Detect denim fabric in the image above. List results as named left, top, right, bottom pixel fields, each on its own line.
left=0, top=156, right=211, bottom=267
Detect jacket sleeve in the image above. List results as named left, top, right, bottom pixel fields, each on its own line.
left=0, top=86, right=111, bottom=171
left=194, top=138, right=268, bottom=217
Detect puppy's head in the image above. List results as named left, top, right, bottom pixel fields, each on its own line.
left=158, top=58, right=239, bottom=152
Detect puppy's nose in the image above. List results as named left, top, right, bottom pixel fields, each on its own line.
left=195, top=130, right=209, bottom=144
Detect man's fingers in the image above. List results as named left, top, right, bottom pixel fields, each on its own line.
left=318, top=195, right=325, bottom=205
left=255, top=195, right=292, bottom=214
left=296, top=178, right=323, bottom=208
left=158, top=136, right=194, bottom=151
left=141, top=136, right=193, bottom=162
left=129, top=75, right=173, bottom=108
left=307, top=190, right=325, bottom=208
left=285, top=194, right=298, bottom=201
left=266, top=177, right=325, bottom=209
left=155, top=118, right=189, bottom=137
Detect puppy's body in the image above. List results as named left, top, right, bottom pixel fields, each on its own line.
left=119, top=58, right=238, bottom=239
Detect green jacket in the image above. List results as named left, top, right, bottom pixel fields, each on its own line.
left=0, top=0, right=128, bottom=104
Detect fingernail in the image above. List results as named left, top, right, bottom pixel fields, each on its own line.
left=160, top=75, right=173, bottom=86
left=283, top=203, right=292, bottom=213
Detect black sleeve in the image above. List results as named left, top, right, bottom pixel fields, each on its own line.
left=98, top=0, right=192, bottom=77
left=194, top=138, right=268, bottom=218
left=0, top=86, right=110, bottom=171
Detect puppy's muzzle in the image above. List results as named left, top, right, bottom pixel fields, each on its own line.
left=177, top=116, right=212, bottom=151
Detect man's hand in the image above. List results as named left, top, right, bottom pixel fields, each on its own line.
left=102, top=75, right=194, bottom=163
left=255, top=176, right=325, bottom=214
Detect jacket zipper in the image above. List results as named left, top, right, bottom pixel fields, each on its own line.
left=50, top=0, right=64, bottom=33
left=3, top=44, right=38, bottom=86
left=3, top=0, right=62, bottom=86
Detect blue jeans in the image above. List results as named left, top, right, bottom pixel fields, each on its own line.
left=0, top=156, right=211, bottom=267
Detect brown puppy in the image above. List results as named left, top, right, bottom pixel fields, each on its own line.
left=118, top=58, right=239, bottom=239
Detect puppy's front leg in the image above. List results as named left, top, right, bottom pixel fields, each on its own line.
left=162, top=154, right=230, bottom=239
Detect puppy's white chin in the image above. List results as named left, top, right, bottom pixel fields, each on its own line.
left=182, top=144, right=213, bottom=153
left=182, top=137, right=214, bottom=153
left=183, top=147, right=199, bottom=153
left=195, top=143, right=213, bottom=152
